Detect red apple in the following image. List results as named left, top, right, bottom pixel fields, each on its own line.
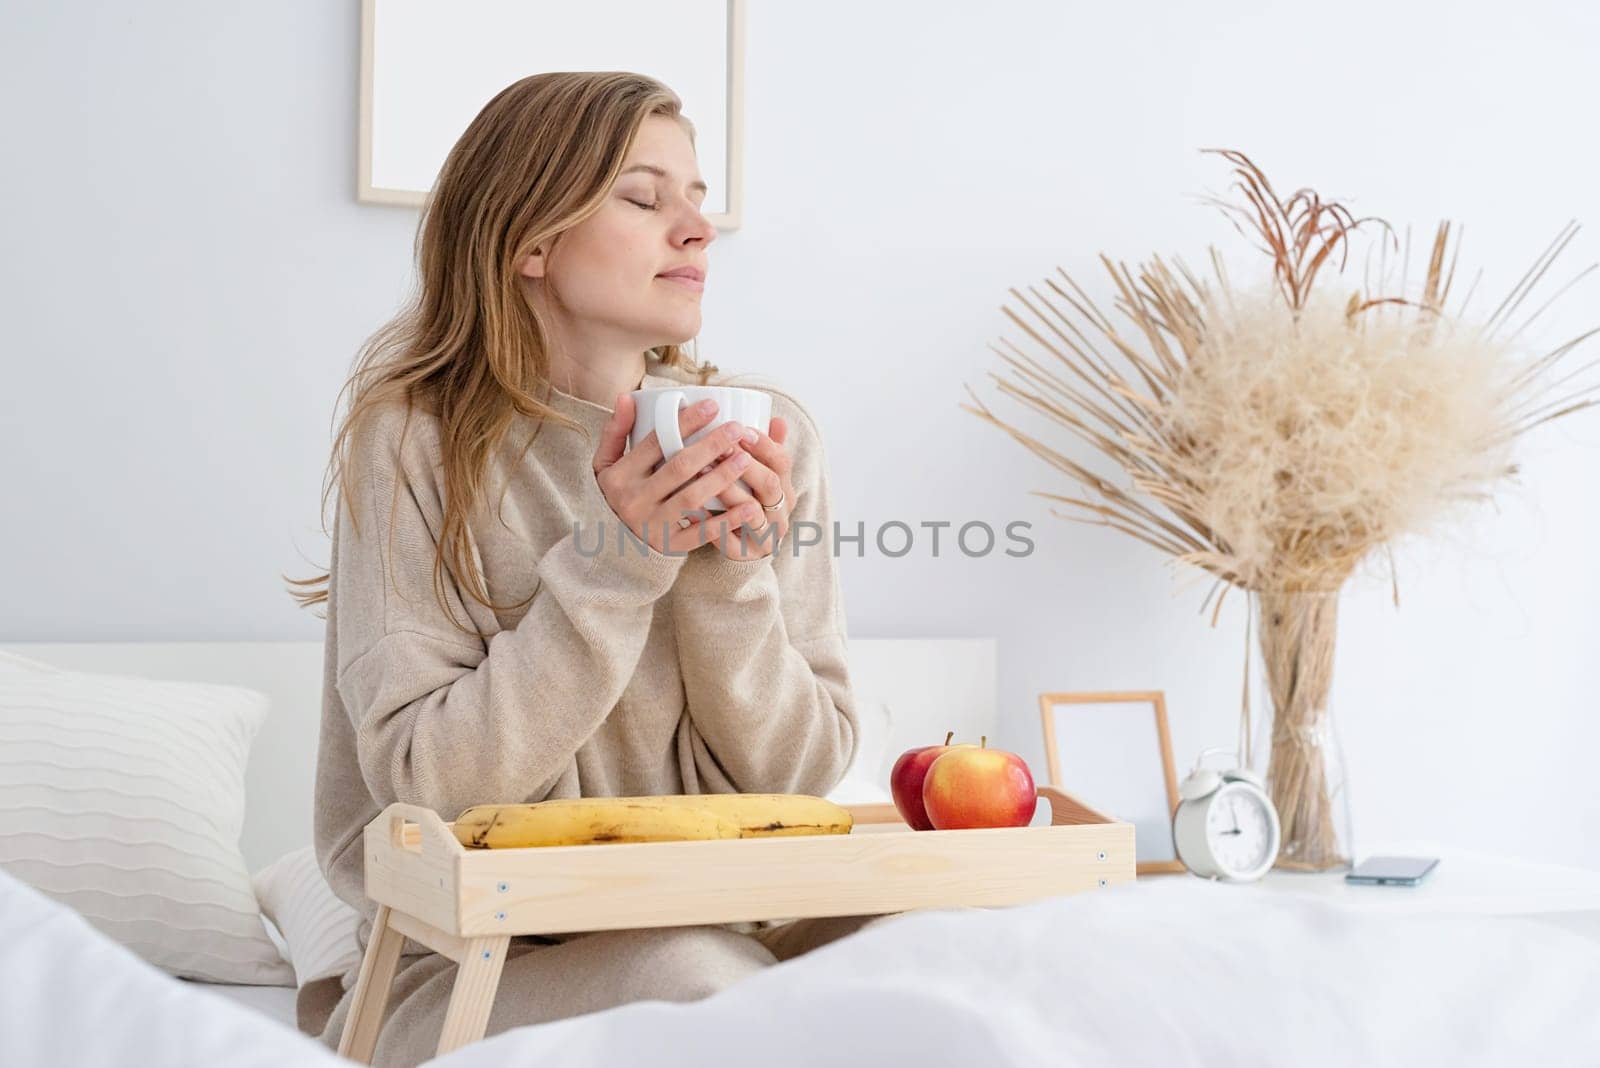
left=922, top=735, right=1037, bottom=830
left=889, top=731, right=975, bottom=830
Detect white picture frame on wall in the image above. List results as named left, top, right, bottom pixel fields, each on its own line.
left=358, top=0, right=745, bottom=229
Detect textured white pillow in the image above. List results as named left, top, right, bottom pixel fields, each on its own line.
left=252, top=846, right=362, bottom=987
left=0, top=661, right=294, bottom=985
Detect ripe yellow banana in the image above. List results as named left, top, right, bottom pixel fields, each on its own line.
left=659, top=793, right=854, bottom=838
left=451, top=794, right=853, bottom=849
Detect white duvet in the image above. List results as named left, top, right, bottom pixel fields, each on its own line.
left=3, top=866, right=1597, bottom=1067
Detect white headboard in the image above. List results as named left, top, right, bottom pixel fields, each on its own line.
left=1, top=638, right=996, bottom=871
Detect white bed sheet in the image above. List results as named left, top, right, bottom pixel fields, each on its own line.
left=178, top=980, right=300, bottom=1030
left=6, top=865, right=1599, bottom=1067
left=437, top=878, right=1600, bottom=1067
left=1, top=870, right=332, bottom=1067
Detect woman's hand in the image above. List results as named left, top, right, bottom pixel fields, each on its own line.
left=593, top=394, right=766, bottom=555
left=694, top=417, right=796, bottom=561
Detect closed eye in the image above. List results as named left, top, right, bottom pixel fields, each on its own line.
left=627, top=198, right=660, bottom=211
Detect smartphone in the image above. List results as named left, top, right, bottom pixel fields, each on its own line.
left=1345, top=856, right=1440, bottom=886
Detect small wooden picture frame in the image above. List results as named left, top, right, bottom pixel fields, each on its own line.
left=1038, top=691, right=1186, bottom=876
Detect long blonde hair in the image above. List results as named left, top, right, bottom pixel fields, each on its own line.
left=285, top=71, right=717, bottom=628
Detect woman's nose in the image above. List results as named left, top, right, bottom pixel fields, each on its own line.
left=677, top=206, right=715, bottom=246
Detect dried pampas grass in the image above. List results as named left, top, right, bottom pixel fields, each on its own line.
left=1160, top=280, right=1521, bottom=596
left=966, top=149, right=1600, bottom=870
left=963, top=148, right=1599, bottom=614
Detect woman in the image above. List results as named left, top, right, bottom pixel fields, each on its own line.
left=286, top=72, right=892, bottom=1065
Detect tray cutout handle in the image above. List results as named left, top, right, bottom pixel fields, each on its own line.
left=383, top=802, right=464, bottom=859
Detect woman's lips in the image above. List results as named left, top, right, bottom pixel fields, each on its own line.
left=656, top=274, right=705, bottom=292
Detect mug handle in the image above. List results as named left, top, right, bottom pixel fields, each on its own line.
left=652, top=390, right=687, bottom=458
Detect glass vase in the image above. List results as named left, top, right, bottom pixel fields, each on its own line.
left=1247, top=588, right=1354, bottom=873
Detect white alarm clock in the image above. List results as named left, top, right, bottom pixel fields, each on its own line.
left=1172, top=748, right=1281, bottom=882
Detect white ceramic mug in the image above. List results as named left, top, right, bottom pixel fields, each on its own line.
left=628, top=385, right=773, bottom=512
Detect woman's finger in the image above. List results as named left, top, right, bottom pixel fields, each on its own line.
left=667, top=500, right=762, bottom=555
left=698, top=468, right=785, bottom=560
left=666, top=446, right=756, bottom=518
left=730, top=453, right=783, bottom=508
left=612, top=398, right=722, bottom=480
left=644, top=420, right=753, bottom=503
left=735, top=424, right=793, bottom=481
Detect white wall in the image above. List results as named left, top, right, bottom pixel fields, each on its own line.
left=4, top=1, right=1597, bottom=868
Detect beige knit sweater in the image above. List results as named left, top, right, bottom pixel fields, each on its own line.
left=311, top=355, right=859, bottom=920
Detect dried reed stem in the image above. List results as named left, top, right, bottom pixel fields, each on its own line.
left=1256, top=589, right=1348, bottom=871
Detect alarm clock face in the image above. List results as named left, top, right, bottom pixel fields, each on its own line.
left=1206, top=782, right=1277, bottom=878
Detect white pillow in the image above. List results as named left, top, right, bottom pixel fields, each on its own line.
left=252, top=846, right=362, bottom=988
left=825, top=698, right=895, bottom=804
left=0, top=660, right=294, bottom=985
left=854, top=698, right=894, bottom=780
left=825, top=769, right=894, bottom=805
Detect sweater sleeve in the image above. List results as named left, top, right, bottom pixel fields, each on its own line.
left=330, top=404, right=686, bottom=818
left=670, top=390, right=859, bottom=795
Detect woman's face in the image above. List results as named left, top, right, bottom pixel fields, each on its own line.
left=520, top=114, right=716, bottom=351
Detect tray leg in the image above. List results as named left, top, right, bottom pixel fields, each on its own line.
left=337, top=904, right=406, bottom=1064
left=435, top=935, right=511, bottom=1058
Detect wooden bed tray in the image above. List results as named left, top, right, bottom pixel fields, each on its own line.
left=337, top=786, right=1135, bottom=1062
